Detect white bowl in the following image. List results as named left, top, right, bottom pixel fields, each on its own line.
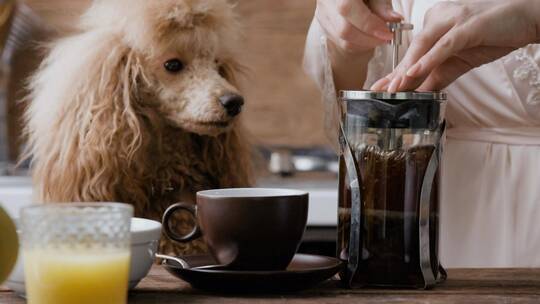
left=128, top=217, right=162, bottom=288
left=5, top=217, right=162, bottom=295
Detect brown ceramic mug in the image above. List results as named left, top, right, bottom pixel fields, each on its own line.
left=162, top=188, right=309, bottom=271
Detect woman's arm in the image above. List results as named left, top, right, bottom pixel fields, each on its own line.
left=327, top=42, right=375, bottom=90
left=371, top=0, right=540, bottom=92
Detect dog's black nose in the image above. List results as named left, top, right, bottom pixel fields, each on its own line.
left=219, top=94, right=244, bottom=117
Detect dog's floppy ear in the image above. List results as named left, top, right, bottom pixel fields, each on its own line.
left=26, top=32, right=151, bottom=204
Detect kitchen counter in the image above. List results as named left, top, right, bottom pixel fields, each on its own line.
left=0, top=173, right=340, bottom=227
left=2, top=266, right=540, bottom=303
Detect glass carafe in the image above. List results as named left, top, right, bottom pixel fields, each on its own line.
left=338, top=91, right=447, bottom=289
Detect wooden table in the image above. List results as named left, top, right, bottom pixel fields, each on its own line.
left=2, top=266, right=540, bottom=303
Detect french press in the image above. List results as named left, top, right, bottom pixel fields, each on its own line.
left=337, top=23, right=447, bottom=289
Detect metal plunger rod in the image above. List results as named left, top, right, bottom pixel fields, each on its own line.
left=391, top=28, right=400, bottom=70
left=388, top=22, right=413, bottom=71
left=386, top=22, right=413, bottom=150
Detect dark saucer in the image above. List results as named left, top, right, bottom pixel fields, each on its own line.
left=161, top=253, right=343, bottom=293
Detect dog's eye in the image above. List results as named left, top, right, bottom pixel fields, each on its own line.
left=164, top=59, right=185, bottom=73
left=218, top=64, right=228, bottom=78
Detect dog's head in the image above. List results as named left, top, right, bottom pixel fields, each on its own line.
left=82, top=0, right=244, bottom=136
left=26, top=0, right=253, bottom=204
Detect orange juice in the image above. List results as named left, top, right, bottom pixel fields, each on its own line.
left=24, top=249, right=130, bottom=304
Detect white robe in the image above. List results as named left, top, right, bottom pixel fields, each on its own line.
left=304, top=0, right=540, bottom=267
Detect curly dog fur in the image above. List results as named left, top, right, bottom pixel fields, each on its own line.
left=24, top=0, right=253, bottom=255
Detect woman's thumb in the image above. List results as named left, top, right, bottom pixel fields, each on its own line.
left=368, top=0, right=402, bottom=21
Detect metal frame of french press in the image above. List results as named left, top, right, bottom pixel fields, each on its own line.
left=338, top=95, right=447, bottom=289
left=337, top=22, right=448, bottom=289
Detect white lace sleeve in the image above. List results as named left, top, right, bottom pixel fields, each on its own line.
left=512, top=46, right=540, bottom=105
left=502, top=44, right=540, bottom=119
left=302, top=18, right=340, bottom=151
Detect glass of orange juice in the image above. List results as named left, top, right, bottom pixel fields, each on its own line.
left=20, top=203, right=133, bottom=304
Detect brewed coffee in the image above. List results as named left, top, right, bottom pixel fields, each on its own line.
left=338, top=145, right=439, bottom=287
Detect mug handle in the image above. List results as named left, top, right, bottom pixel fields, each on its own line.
left=162, top=202, right=201, bottom=243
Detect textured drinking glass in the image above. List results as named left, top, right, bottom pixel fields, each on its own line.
left=21, top=203, right=133, bottom=304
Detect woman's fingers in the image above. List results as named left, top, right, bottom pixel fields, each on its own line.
left=343, top=0, right=398, bottom=40
left=416, top=57, right=472, bottom=92
left=368, top=0, right=403, bottom=22
left=406, top=27, right=470, bottom=80
left=379, top=2, right=474, bottom=92
left=395, top=26, right=472, bottom=91
left=392, top=73, right=422, bottom=92
left=369, top=7, right=455, bottom=92
left=417, top=46, right=516, bottom=91
left=387, top=74, right=403, bottom=93
left=317, top=0, right=398, bottom=53
left=331, top=17, right=391, bottom=52
left=316, top=0, right=405, bottom=55
left=388, top=21, right=454, bottom=90
left=371, top=1, right=533, bottom=93
left=397, top=6, right=455, bottom=67
left=370, top=74, right=393, bottom=91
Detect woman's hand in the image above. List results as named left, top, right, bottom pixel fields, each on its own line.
left=315, top=0, right=403, bottom=54
left=314, top=0, right=403, bottom=90
left=315, top=0, right=402, bottom=54
left=371, top=0, right=540, bottom=92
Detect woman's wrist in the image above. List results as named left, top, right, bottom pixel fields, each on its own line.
left=327, top=39, right=375, bottom=91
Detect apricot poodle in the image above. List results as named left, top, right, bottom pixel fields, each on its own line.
left=25, top=0, right=253, bottom=255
